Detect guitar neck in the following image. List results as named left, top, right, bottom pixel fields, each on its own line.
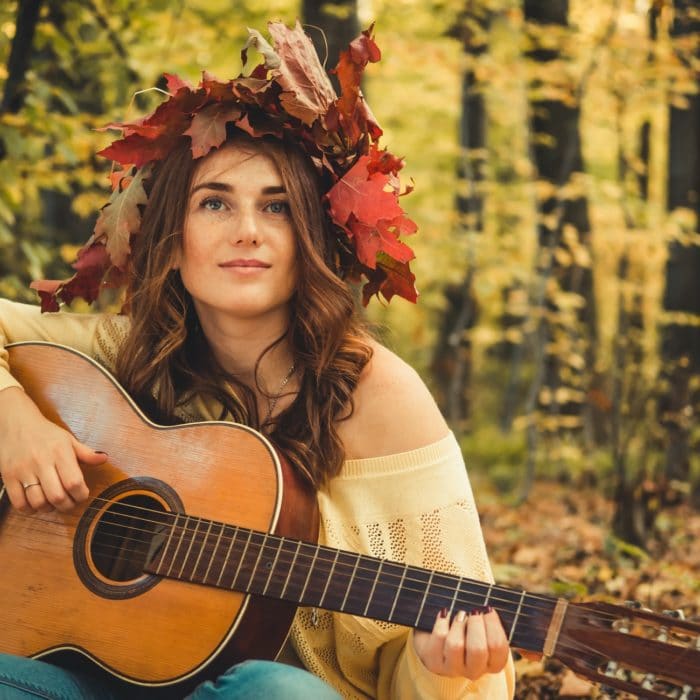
left=143, top=514, right=555, bottom=653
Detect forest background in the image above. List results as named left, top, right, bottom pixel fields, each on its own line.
left=1, top=0, right=699, bottom=696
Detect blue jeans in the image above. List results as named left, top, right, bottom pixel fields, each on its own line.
left=0, top=655, right=341, bottom=700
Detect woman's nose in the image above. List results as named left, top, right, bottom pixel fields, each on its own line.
left=233, top=207, right=260, bottom=245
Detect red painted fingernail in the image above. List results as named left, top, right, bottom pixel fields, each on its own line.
left=484, top=605, right=494, bottom=613
left=439, top=607, right=449, bottom=618
left=470, top=608, right=482, bottom=616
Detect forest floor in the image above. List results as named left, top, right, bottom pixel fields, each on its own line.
left=475, top=478, right=700, bottom=698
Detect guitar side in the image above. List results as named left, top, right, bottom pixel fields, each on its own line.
left=0, top=342, right=318, bottom=689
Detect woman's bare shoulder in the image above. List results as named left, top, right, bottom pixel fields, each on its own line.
left=337, top=339, right=449, bottom=461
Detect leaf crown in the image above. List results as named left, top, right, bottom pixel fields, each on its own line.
left=32, top=21, right=418, bottom=311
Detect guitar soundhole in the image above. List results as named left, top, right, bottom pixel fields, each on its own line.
left=90, top=494, right=169, bottom=582
left=74, top=477, right=184, bottom=599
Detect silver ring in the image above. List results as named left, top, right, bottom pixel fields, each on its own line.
left=22, top=482, right=41, bottom=490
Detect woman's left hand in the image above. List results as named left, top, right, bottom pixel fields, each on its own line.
left=412, top=607, right=510, bottom=680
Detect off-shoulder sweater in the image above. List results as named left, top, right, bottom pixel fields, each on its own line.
left=0, top=299, right=515, bottom=700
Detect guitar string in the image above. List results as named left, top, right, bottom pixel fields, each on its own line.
left=15, top=522, right=698, bottom=695
left=20, top=511, right=563, bottom=638
left=38, top=500, right=700, bottom=655
left=528, top=637, right=694, bottom=697
left=73, top=505, right=574, bottom=623
left=19, top=503, right=643, bottom=634
left=12, top=494, right=695, bottom=632
left=7, top=510, right=697, bottom=691
left=16, top=513, right=700, bottom=683
left=4, top=504, right=694, bottom=687
left=23, top=498, right=700, bottom=637
left=8, top=508, right=694, bottom=694
left=42, top=497, right=688, bottom=632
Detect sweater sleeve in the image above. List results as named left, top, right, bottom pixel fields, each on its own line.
left=289, top=432, right=515, bottom=699
left=0, top=298, right=128, bottom=392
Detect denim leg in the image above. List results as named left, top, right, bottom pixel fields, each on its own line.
left=0, top=654, right=121, bottom=700
left=186, top=660, right=342, bottom=700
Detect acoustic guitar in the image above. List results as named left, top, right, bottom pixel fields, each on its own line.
left=1, top=342, right=699, bottom=699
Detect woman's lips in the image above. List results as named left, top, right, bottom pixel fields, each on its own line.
left=219, top=259, right=271, bottom=269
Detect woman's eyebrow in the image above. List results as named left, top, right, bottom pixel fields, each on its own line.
left=190, top=181, right=287, bottom=195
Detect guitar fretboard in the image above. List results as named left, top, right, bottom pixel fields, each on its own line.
left=144, top=514, right=555, bottom=652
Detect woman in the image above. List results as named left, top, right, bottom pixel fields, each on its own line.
left=0, top=22, right=515, bottom=700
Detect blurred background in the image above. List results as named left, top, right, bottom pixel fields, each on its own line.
left=1, top=1, right=698, bottom=692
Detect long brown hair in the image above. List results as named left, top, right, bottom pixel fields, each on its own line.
left=114, top=132, right=373, bottom=487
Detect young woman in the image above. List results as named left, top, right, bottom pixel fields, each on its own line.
left=0, top=23, right=515, bottom=700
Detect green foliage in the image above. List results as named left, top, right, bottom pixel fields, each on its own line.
left=1, top=0, right=698, bottom=509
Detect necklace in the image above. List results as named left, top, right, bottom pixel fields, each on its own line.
left=263, top=362, right=296, bottom=424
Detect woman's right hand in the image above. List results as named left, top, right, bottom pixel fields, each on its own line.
left=0, top=386, right=108, bottom=514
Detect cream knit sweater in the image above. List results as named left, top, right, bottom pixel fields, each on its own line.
left=0, top=299, right=515, bottom=700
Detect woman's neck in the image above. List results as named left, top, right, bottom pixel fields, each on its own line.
left=195, top=305, right=295, bottom=391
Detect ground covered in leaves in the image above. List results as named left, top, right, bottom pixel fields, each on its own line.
left=475, top=479, right=700, bottom=698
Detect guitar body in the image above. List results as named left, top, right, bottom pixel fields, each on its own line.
left=2, top=343, right=699, bottom=700
left=0, top=342, right=318, bottom=692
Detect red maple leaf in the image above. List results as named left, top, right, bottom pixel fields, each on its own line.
left=200, top=73, right=237, bottom=102
left=184, top=102, right=244, bottom=158
left=29, top=279, right=61, bottom=312
left=164, top=73, right=192, bottom=93
left=335, top=27, right=380, bottom=115
left=268, top=21, right=337, bottom=127
left=98, top=132, right=179, bottom=168
left=347, top=216, right=414, bottom=269
left=329, top=25, right=383, bottom=147
left=93, top=165, right=150, bottom=268
left=326, top=155, right=403, bottom=227
left=362, top=253, right=418, bottom=305
left=30, top=244, right=114, bottom=311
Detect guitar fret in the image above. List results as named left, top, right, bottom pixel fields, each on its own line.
left=483, top=583, right=493, bottom=608
left=166, top=514, right=189, bottom=577
left=190, top=520, right=213, bottom=582
left=245, top=533, right=269, bottom=592
left=414, top=570, right=435, bottom=627
left=203, top=522, right=225, bottom=585
left=215, top=526, right=238, bottom=587
left=230, top=529, right=253, bottom=590
left=178, top=517, right=201, bottom=579
left=363, top=559, right=384, bottom=617
left=262, top=537, right=285, bottom=596
left=508, top=590, right=527, bottom=643
left=298, top=546, right=320, bottom=603
left=318, top=550, right=340, bottom=608
left=388, top=565, right=407, bottom=623
left=279, top=540, right=302, bottom=600
left=154, top=513, right=180, bottom=575
left=449, top=577, right=462, bottom=616
left=339, top=554, right=360, bottom=613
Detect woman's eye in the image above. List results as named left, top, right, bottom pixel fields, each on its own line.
left=202, top=197, right=225, bottom=211
left=265, top=200, right=290, bottom=215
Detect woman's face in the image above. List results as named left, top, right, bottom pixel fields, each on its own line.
left=177, top=141, right=298, bottom=327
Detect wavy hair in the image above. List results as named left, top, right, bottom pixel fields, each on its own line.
left=114, top=132, right=373, bottom=487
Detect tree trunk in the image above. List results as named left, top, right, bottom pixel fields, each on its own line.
left=1, top=0, right=43, bottom=116
left=431, top=6, right=489, bottom=432
left=610, top=4, right=660, bottom=545
left=301, top=0, right=360, bottom=91
left=523, top=0, right=596, bottom=446
left=659, top=0, right=700, bottom=485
